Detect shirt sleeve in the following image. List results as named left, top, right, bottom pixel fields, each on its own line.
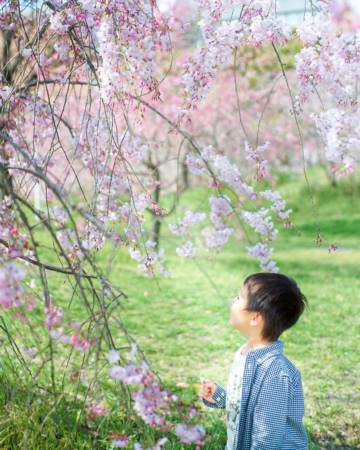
left=201, top=382, right=227, bottom=409
left=250, top=374, right=290, bottom=450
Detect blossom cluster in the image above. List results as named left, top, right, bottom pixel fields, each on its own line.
left=244, top=141, right=270, bottom=180
left=169, top=210, right=206, bottom=258
left=45, top=301, right=92, bottom=353
left=181, top=0, right=291, bottom=111
left=129, top=240, right=171, bottom=277
left=295, top=4, right=360, bottom=176
left=107, top=347, right=206, bottom=448
left=182, top=142, right=289, bottom=269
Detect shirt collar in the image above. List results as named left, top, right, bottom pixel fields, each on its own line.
left=244, top=338, right=284, bottom=363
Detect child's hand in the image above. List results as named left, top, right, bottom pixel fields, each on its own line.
left=198, top=379, right=217, bottom=403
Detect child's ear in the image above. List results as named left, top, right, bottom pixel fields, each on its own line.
left=250, top=315, right=257, bottom=326
left=250, top=312, right=261, bottom=326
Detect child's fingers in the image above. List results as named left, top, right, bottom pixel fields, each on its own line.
left=203, top=394, right=217, bottom=403
left=200, top=384, right=216, bottom=399
left=198, top=392, right=216, bottom=403
left=198, top=383, right=217, bottom=403
left=198, top=385, right=209, bottom=397
left=203, top=381, right=216, bottom=393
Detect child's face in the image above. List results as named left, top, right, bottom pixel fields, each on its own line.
left=229, top=284, right=261, bottom=337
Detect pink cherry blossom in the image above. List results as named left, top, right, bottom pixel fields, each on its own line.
left=242, top=208, right=278, bottom=241
left=107, top=349, right=121, bottom=364
left=246, top=242, right=278, bottom=273
left=87, top=402, right=109, bottom=420
left=0, top=262, right=26, bottom=309
left=176, top=240, right=197, bottom=258
left=174, top=423, right=206, bottom=446
left=44, top=303, right=64, bottom=330
left=111, top=435, right=129, bottom=448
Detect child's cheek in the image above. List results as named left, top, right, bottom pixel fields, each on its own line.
left=230, top=306, right=247, bottom=331
left=229, top=308, right=240, bottom=327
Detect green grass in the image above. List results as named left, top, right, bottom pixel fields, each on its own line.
left=1, top=165, right=359, bottom=449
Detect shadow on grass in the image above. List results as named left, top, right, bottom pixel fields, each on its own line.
left=310, top=435, right=358, bottom=450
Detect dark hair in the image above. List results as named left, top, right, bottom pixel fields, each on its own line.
left=243, top=272, right=308, bottom=341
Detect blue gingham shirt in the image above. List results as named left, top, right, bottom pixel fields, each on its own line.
left=202, top=339, right=308, bottom=449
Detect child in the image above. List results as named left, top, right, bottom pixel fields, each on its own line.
left=199, top=272, right=309, bottom=450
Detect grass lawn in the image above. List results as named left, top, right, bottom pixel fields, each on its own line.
left=0, top=166, right=359, bottom=449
